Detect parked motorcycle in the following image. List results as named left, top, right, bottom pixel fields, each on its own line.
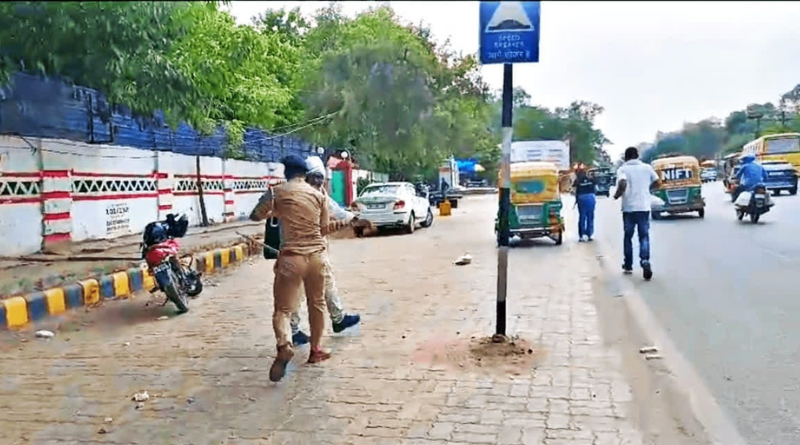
left=733, top=183, right=773, bottom=224
left=141, top=213, right=203, bottom=313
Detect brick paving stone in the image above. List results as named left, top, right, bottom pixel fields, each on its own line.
left=0, top=196, right=650, bottom=445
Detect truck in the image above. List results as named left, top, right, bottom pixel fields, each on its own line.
left=429, top=156, right=464, bottom=209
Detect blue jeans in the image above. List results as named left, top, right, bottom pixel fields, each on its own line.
left=622, top=211, right=650, bottom=269
left=576, top=193, right=596, bottom=238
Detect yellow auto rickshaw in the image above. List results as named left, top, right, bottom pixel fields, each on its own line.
left=650, top=155, right=705, bottom=219
left=495, top=161, right=565, bottom=245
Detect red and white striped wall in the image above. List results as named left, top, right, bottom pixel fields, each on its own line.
left=223, top=175, right=236, bottom=222
left=156, top=172, right=174, bottom=220
left=41, top=170, right=72, bottom=248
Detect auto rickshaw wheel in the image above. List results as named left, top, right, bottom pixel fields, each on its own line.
left=554, top=230, right=563, bottom=246
left=651, top=211, right=661, bottom=220
left=698, top=209, right=705, bottom=218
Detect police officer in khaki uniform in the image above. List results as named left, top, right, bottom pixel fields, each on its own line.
left=250, top=154, right=367, bottom=382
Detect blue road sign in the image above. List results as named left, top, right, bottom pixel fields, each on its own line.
left=479, top=1, right=540, bottom=65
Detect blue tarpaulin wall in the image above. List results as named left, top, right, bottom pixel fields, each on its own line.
left=456, top=158, right=479, bottom=172
left=0, top=72, right=322, bottom=162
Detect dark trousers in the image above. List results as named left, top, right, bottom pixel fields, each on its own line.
left=576, top=193, right=596, bottom=238
left=622, top=211, right=650, bottom=270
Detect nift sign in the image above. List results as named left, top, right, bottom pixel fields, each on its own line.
left=660, top=168, right=693, bottom=181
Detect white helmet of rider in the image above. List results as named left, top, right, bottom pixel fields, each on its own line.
left=305, top=156, right=326, bottom=178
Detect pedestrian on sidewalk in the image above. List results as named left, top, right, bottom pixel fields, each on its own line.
left=249, top=154, right=368, bottom=382
left=573, top=165, right=597, bottom=242
left=290, top=156, right=361, bottom=345
left=613, top=147, right=660, bottom=280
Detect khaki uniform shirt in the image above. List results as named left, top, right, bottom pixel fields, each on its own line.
left=249, top=177, right=353, bottom=255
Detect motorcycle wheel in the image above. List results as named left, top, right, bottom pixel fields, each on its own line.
left=736, top=209, right=744, bottom=221
left=751, top=212, right=760, bottom=224
left=164, top=269, right=189, bottom=314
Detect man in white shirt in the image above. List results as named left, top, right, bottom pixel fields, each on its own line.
left=613, top=147, right=661, bottom=280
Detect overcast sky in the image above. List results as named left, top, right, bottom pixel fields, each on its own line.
left=229, top=1, right=800, bottom=157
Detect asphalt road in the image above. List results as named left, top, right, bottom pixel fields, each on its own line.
left=593, top=181, right=800, bottom=445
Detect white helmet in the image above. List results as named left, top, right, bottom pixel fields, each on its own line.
left=305, top=156, right=326, bottom=178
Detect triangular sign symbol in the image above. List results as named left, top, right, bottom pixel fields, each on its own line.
left=485, top=2, right=534, bottom=33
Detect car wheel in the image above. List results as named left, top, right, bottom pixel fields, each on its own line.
left=773, top=190, right=780, bottom=196
left=790, top=185, right=798, bottom=195
left=354, top=227, right=365, bottom=238
left=449, top=199, right=459, bottom=209
left=420, top=207, right=434, bottom=228
left=405, top=212, right=416, bottom=234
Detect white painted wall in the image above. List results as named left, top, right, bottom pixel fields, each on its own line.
left=0, top=135, right=387, bottom=255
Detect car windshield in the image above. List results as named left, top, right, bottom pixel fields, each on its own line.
left=359, top=184, right=401, bottom=197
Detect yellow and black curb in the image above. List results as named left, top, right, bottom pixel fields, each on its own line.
left=0, top=243, right=252, bottom=329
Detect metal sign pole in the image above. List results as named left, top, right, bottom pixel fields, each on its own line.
left=496, top=63, right=513, bottom=338
left=479, top=1, right=541, bottom=342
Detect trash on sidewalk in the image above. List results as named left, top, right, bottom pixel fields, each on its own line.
left=644, top=353, right=663, bottom=360
left=156, top=316, right=169, bottom=321
left=131, top=391, right=150, bottom=402
left=453, top=253, right=472, bottom=266
left=639, top=346, right=658, bottom=354
left=35, top=330, right=55, bottom=339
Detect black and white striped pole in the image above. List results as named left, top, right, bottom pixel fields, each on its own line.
left=479, top=1, right=541, bottom=342
left=495, top=63, right=513, bottom=340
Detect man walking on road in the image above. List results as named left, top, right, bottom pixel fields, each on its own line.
left=290, top=156, right=361, bottom=345
left=249, top=154, right=368, bottom=382
left=614, top=146, right=660, bottom=280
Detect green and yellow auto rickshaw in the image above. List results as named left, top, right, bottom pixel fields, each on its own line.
left=650, top=155, right=705, bottom=219
left=495, top=161, right=565, bottom=245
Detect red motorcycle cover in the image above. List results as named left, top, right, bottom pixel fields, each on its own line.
left=145, top=238, right=180, bottom=267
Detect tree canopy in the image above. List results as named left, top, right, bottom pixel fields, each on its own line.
left=0, top=1, right=610, bottom=178
left=640, top=86, right=800, bottom=164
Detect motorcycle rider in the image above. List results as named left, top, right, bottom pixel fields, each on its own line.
left=732, top=154, right=768, bottom=202
left=290, top=156, right=361, bottom=345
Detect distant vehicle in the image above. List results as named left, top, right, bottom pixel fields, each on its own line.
left=588, top=167, right=612, bottom=197
left=743, top=133, right=800, bottom=174
left=466, top=179, right=489, bottom=188
left=761, top=160, right=798, bottom=195
left=700, top=168, right=718, bottom=183
left=352, top=182, right=433, bottom=236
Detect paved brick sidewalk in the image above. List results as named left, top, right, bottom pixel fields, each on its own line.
left=0, top=196, right=649, bottom=445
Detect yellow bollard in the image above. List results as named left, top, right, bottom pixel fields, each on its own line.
left=439, top=200, right=452, bottom=216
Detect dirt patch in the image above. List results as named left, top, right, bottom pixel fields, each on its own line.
left=412, top=335, right=547, bottom=376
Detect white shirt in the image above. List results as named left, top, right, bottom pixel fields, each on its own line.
left=616, top=160, right=658, bottom=213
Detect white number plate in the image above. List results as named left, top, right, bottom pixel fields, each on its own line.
left=754, top=193, right=766, bottom=199
left=153, top=263, right=170, bottom=274
left=368, top=204, right=384, bottom=209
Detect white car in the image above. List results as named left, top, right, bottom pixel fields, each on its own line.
left=352, top=182, right=434, bottom=235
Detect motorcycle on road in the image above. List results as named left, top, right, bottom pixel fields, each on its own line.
left=733, top=183, right=774, bottom=224
left=141, top=213, right=203, bottom=313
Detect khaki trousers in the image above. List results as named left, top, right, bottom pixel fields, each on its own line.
left=273, top=252, right=326, bottom=349
left=290, top=253, right=343, bottom=334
